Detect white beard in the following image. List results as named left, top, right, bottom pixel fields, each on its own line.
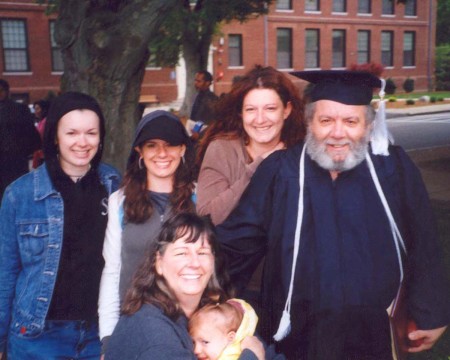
left=305, top=130, right=369, bottom=172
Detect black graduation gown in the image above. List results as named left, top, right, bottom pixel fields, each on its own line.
left=216, top=143, right=450, bottom=360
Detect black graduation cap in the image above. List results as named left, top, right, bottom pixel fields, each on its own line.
left=290, top=70, right=382, bottom=105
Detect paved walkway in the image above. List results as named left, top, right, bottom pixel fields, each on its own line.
left=386, top=103, right=450, bottom=118
left=385, top=103, right=450, bottom=203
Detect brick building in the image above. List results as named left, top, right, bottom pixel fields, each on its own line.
left=212, top=0, right=436, bottom=96
left=0, top=0, right=436, bottom=104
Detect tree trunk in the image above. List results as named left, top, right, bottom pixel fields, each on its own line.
left=55, top=0, right=177, bottom=172
left=178, top=17, right=214, bottom=118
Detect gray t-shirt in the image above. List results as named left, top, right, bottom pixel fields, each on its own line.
left=119, top=192, right=170, bottom=301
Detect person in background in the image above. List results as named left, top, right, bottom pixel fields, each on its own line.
left=0, top=79, right=41, bottom=200
left=33, top=99, right=50, bottom=125
left=215, top=70, right=450, bottom=359
left=32, top=99, right=51, bottom=168
left=0, top=91, right=121, bottom=359
left=189, top=299, right=259, bottom=360
left=196, top=65, right=305, bottom=225
left=105, top=213, right=265, bottom=360
left=188, top=70, right=219, bottom=142
left=98, top=110, right=196, bottom=353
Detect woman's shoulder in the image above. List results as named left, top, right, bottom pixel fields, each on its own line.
left=98, top=162, right=121, bottom=178
left=205, top=137, right=245, bottom=159
left=108, top=304, right=195, bottom=359
left=116, top=304, right=188, bottom=340
left=109, top=188, right=125, bottom=202
left=4, top=167, right=46, bottom=196
left=208, top=136, right=242, bottom=149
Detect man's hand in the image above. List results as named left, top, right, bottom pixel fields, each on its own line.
left=408, top=325, right=447, bottom=353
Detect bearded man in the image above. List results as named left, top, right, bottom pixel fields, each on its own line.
left=216, top=71, right=449, bottom=360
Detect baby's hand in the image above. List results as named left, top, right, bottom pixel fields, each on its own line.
left=241, top=336, right=265, bottom=360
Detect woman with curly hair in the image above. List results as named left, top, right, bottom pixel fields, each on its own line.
left=196, top=65, right=305, bottom=225
left=105, top=213, right=265, bottom=360
left=98, top=110, right=196, bottom=352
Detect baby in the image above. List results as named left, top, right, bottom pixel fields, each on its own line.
left=189, top=299, right=258, bottom=360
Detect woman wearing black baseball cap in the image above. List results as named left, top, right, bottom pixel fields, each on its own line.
left=98, top=110, right=196, bottom=353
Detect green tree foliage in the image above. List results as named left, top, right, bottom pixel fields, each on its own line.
left=402, top=78, right=415, bottom=93
left=167, top=0, right=273, bottom=116
left=437, top=0, right=450, bottom=46
left=385, top=78, right=397, bottom=95
left=436, top=45, right=450, bottom=90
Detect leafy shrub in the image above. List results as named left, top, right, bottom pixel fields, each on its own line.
left=385, top=78, right=397, bottom=95
left=430, top=96, right=437, bottom=103
left=388, top=97, right=397, bottom=102
left=403, top=78, right=415, bottom=93
left=437, top=97, right=445, bottom=102
left=436, top=45, right=450, bottom=91
left=406, top=99, right=415, bottom=105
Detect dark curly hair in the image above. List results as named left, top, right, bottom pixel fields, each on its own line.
left=197, top=65, right=306, bottom=165
left=122, top=213, right=232, bottom=320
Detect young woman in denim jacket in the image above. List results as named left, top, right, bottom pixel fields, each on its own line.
left=0, top=92, right=121, bottom=359
left=98, top=110, right=196, bottom=353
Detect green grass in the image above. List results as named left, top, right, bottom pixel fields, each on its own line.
left=375, top=91, right=450, bottom=100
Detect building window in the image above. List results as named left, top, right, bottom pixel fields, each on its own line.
left=404, top=0, right=417, bottom=16
left=305, top=0, right=319, bottom=11
left=0, top=19, right=29, bottom=72
left=332, top=30, right=345, bottom=68
left=382, top=0, right=394, bottom=15
left=357, top=30, right=370, bottom=64
left=333, top=0, right=346, bottom=13
left=381, top=31, right=393, bottom=67
left=403, top=31, right=415, bottom=66
left=49, top=21, right=63, bottom=72
left=358, top=0, right=371, bottom=14
left=228, top=34, right=242, bottom=67
left=276, top=0, right=292, bottom=10
left=305, top=29, right=320, bottom=68
left=277, top=28, right=292, bottom=69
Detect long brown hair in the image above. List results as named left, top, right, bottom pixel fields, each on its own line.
left=122, top=113, right=195, bottom=223
left=122, top=213, right=232, bottom=320
left=197, top=65, right=306, bottom=166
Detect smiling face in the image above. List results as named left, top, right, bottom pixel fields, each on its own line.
left=135, top=139, right=186, bottom=189
left=191, top=317, right=233, bottom=360
left=242, top=88, right=291, bottom=148
left=156, top=233, right=215, bottom=310
left=56, top=109, right=100, bottom=176
left=305, top=100, right=370, bottom=175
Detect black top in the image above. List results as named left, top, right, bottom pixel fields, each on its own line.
left=190, top=89, right=218, bottom=125
left=290, top=70, right=382, bottom=105
left=47, top=160, right=108, bottom=321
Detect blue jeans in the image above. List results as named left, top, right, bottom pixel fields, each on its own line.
left=8, top=320, right=101, bottom=359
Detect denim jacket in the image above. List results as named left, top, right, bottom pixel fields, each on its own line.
left=0, top=163, right=121, bottom=351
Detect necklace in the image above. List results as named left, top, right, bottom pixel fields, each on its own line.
left=64, top=164, right=91, bottom=183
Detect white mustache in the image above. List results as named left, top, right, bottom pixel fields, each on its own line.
left=325, top=141, right=351, bottom=146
